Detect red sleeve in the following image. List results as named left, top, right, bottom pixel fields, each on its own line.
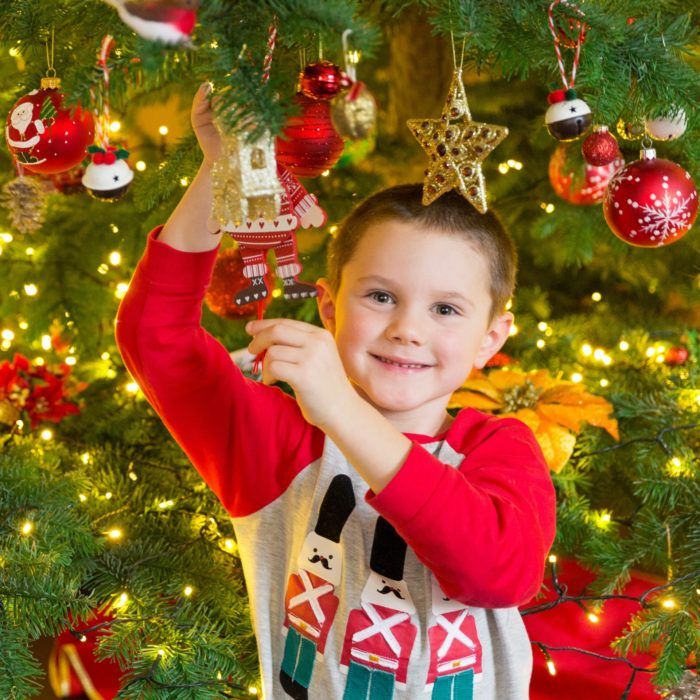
left=365, top=414, right=556, bottom=608
left=114, top=227, right=324, bottom=517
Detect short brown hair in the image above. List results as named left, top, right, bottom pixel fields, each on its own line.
left=327, top=184, right=517, bottom=324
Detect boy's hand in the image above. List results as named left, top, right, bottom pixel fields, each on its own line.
left=246, top=318, right=355, bottom=430
left=191, top=82, right=222, bottom=164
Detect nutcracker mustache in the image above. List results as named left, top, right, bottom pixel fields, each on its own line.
left=308, top=554, right=332, bottom=570
left=377, top=585, right=405, bottom=599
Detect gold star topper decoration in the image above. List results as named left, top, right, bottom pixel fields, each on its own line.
left=407, top=70, right=509, bottom=212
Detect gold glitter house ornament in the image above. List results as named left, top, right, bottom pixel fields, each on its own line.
left=210, top=129, right=284, bottom=231
left=407, top=70, right=508, bottom=212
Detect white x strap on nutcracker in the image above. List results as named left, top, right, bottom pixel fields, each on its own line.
left=288, top=570, right=333, bottom=625
left=436, top=610, right=476, bottom=659
left=353, top=603, right=409, bottom=657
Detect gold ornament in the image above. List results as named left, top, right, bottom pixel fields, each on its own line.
left=210, top=129, right=284, bottom=231
left=407, top=70, right=508, bottom=212
left=616, top=117, right=645, bottom=142
left=331, top=83, right=377, bottom=140
left=0, top=176, right=53, bottom=234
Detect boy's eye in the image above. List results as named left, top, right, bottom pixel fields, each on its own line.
left=433, top=303, right=459, bottom=316
left=368, top=291, right=394, bottom=304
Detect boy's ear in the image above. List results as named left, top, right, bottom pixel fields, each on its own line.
left=473, top=311, right=514, bottom=370
left=316, top=278, right=337, bottom=334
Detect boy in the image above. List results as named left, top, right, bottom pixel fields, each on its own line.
left=115, top=84, right=556, bottom=699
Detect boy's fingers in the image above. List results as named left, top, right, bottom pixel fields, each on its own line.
left=192, top=83, right=213, bottom=114
left=247, top=324, right=311, bottom=354
left=246, top=318, right=316, bottom=335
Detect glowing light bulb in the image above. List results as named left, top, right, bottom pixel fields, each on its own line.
left=128, top=471, right=138, bottom=481
left=110, top=224, right=119, bottom=233
left=570, top=372, right=583, bottom=383
left=41, top=334, right=52, bottom=350
left=78, top=634, right=87, bottom=642
left=34, top=357, right=45, bottom=366
left=109, top=120, right=121, bottom=132
left=157, top=648, right=165, bottom=657
left=158, top=499, right=174, bottom=509
left=498, top=162, right=509, bottom=174
left=78, top=494, right=87, bottom=502
left=0, top=232, right=13, bottom=243
left=548, top=554, right=557, bottom=564
left=158, top=125, right=169, bottom=136
left=24, top=283, right=38, bottom=296
left=591, top=292, right=602, bottom=302
left=506, top=299, right=513, bottom=311
left=40, top=428, right=53, bottom=441
left=600, top=378, right=609, bottom=387
left=537, top=322, right=548, bottom=331
left=223, top=538, right=236, bottom=552
left=135, top=160, right=146, bottom=171
left=101, top=352, right=111, bottom=360
left=183, top=585, right=193, bottom=597
left=105, top=492, right=113, bottom=500
left=107, top=528, right=123, bottom=540
left=249, top=688, right=259, bottom=695
left=1, top=329, right=15, bottom=341
left=619, top=340, right=629, bottom=351
left=536, top=339, right=546, bottom=349
left=329, top=225, right=338, bottom=235
left=81, top=453, right=91, bottom=464
left=581, top=344, right=593, bottom=356
left=65, top=356, right=76, bottom=366
left=109, top=251, right=122, bottom=266
left=509, top=324, right=519, bottom=336
left=18, top=321, right=28, bottom=330
left=125, top=381, right=139, bottom=394
left=546, top=659, right=557, bottom=676
left=661, top=598, right=677, bottom=610
left=25, top=247, right=34, bottom=256
left=97, top=264, right=109, bottom=275
left=21, top=521, right=33, bottom=535
left=587, top=612, right=600, bottom=624
left=321, top=170, right=330, bottom=177
left=115, top=282, right=129, bottom=299
left=179, top=177, right=189, bottom=187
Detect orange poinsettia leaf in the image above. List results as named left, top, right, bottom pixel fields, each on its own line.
left=526, top=370, right=563, bottom=392
left=537, top=422, right=578, bottom=473
left=487, top=369, right=532, bottom=391
left=539, top=383, right=588, bottom=404
left=457, top=376, right=504, bottom=403
left=503, top=408, right=540, bottom=432
left=449, top=390, right=503, bottom=411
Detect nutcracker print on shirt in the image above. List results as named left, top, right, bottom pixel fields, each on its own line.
left=425, top=576, right=482, bottom=698
left=279, top=474, right=356, bottom=699
left=340, top=517, right=418, bottom=700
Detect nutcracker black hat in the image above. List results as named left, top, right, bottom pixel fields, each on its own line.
left=314, top=474, right=356, bottom=543
left=370, top=516, right=408, bottom=581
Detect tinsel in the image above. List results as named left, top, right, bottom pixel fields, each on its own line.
left=0, top=175, right=53, bottom=234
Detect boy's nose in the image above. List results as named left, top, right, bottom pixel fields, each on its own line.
left=386, top=312, right=425, bottom=345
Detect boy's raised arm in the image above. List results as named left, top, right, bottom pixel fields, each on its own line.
left=114, top=85, right=324, bottom=518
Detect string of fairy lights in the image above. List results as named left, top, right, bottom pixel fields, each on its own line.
left=523, top=560, right=700, bottom=700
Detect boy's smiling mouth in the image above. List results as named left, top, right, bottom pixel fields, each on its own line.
left=370, top=353, right=433, bottom=370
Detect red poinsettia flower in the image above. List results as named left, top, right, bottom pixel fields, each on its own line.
left=24, top=371, right=81, bottom=428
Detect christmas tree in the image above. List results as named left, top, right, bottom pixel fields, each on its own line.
left=0, top=1, right=698, bottom=698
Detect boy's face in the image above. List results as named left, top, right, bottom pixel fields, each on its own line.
left=318, top=219, right=513, bottom=433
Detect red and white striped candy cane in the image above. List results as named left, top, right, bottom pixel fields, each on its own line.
left=261, top=19, right=277, bottom=85
left=547, top=0, right=586, bottom=90
left=90, top=35, right=115, bottom=149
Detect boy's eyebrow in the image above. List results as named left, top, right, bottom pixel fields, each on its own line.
left=357, top=275, right=476, bottom=310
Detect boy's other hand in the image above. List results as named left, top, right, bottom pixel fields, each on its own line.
left=246, top=318, right=354, bottom=430
left=191, top=82, right=222, bottom=164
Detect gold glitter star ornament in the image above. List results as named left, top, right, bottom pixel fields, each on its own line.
left=408, top=70, right=509, bottom=212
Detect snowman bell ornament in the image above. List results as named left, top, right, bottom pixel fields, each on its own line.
left=545, top=88, right=592, bottom=141
left=82, top=145, right=134, bottom=201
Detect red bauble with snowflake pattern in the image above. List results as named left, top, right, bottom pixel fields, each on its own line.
left=275, top=93, right=345, bottom=178
left=603, top=148, right=698, bottom=247
left=549, top=143, right=624, bottom=205
left=5, top=82, right=94, bottom=175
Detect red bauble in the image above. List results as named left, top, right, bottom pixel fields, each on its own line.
left=276, top=93, right=345, bottom=178
left=204, top=247, right=273, bottom=320
left=5, top=87, right=94, bottom=175
left=664, top=346, right=689, bottom=365
left=581, top=126, right=620, bottom=166
left=603, top=149, right=698, bottom=247
left=549, top=143, right=624, bottom=205
left=299, top=61, right=351, bottom=101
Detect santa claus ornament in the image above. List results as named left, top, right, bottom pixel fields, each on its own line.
left=5, top=77, right=94, bottom=175
left=603, top=147, right=698, bottom=247
left=82, top=145, right=134, bottom=200
left=549, top=142, right=623, bottom=205
left=544, top=1, right=592, bottom=141
left=102, top=0, right=198, bottom=45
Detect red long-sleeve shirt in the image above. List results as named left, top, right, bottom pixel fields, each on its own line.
left=115, top=227, right=556, bottom=699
